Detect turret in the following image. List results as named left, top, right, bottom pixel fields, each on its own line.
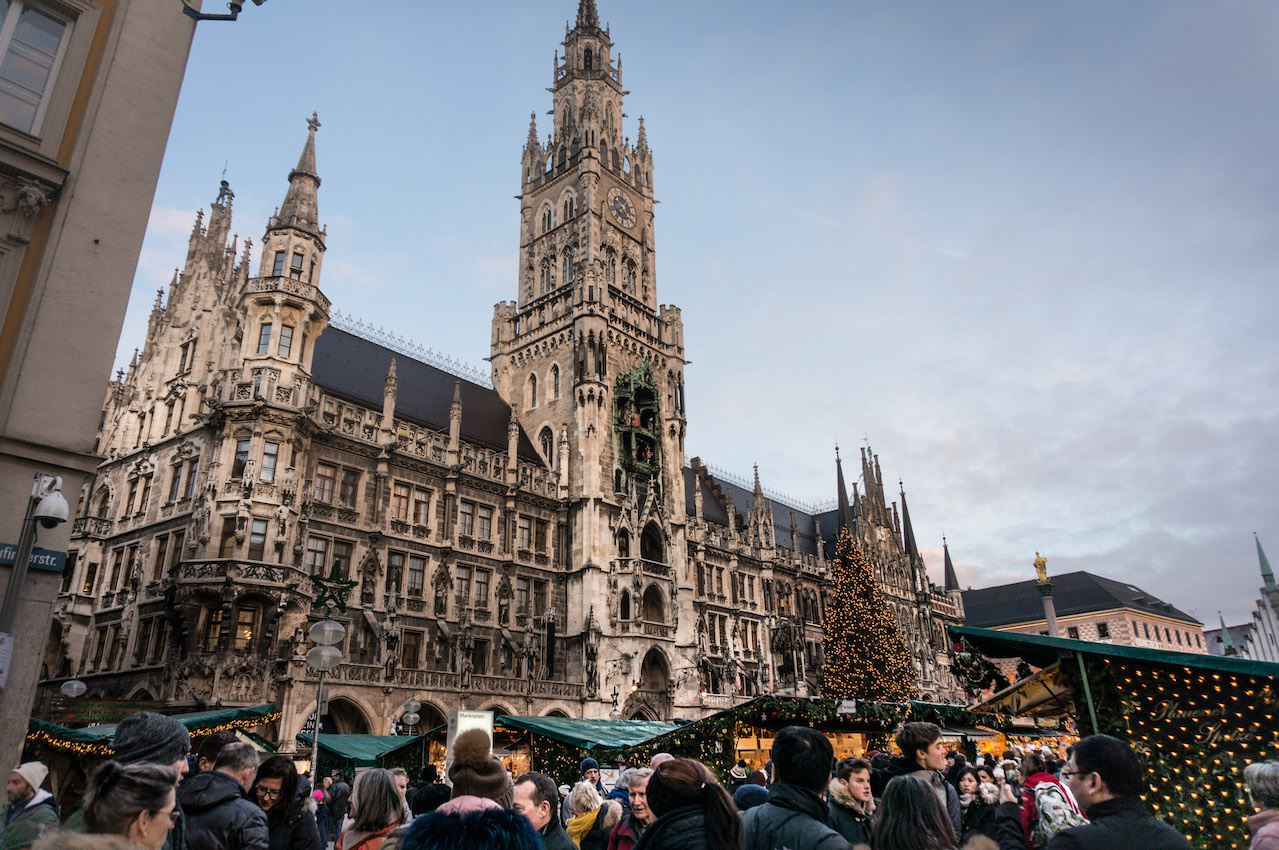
left=835, top=446, right=853, bottom=533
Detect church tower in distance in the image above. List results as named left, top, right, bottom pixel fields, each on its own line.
left=492, top=0, right=690, bottom=718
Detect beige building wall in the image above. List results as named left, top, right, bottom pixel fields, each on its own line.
left=997, top=608, right=1207, bottom=654
left=0, top=0, right=200, bottom=769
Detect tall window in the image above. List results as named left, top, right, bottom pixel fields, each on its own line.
left=80, top=562, right=98, bottom=595
left=527, top=374, right=538, bottom=408
left=562, top=247, right=575, bottom=283
left=218, top=520, right=236, bottom=558
left=402, top=630, right=423, bottom=669
left=517, top=516, right=532, bottom=550
left=169, top=532, right=184, bottom=573
left=278, top=325, right=294, bottom=357
left=183, top=459, right=199, bottom=499
left=289, top=252, right=304, bottom=280
left=458, top=500, right=475, bottom=537
left=153, top=535, right=169, bottom=581
left=391, top=483, right=411, bottom=521
left=305, top=537, right=329, bottom=575
left=338, top=469, right=359, bottom=508
left=533, top=579, right=547, bottom=615
left=313, top=463, right=336, bottom=503
left=272, top=251, right=286, bottom=276
left=137, top=476, right=151, bottom=514
left=540, top=259, right=552, bottom=295
left=516, top=577, right=529, bottom=615
left=407, top=555, right=425, bottom=596
left=203, top=609, right=223, bottom=652
left=539, top=428, right=554, bottom=466
left=413, top=488, right=431, bottom=525
left=167, top=465, right=183, bottom=502
left=455, top=566, right=472, bottom=608
left=134, top=619, right=154, bottom=664
left=247, top=519, right=268, bottom=560
left=234, top=608, right=258, bottom=651
left=125, top=479, right=138, bottom=516
left=257, top=324, right=272, bottom=355
left=476, top=505, right=493, bottom=540
left=535, top=520, right=548, bottom=553
left=332, top=541, right=352, bottom=578
left=386, top=552, right=404, bottom=594
left=551, top=364, right=560, bottom=399
left=0, top=2, right=70, bottom=135
left=232, top=439, right=251, bottom=477
left=108, top=548, right=124, bottom=590
left=474, top=569, right=490, bottom=608
left=260, top=441, right=279, bottom=482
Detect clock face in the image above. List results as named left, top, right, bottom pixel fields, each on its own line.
left=607, top=187, right=637, bottom=228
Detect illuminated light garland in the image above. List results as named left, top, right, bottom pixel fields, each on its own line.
left=25, top=711, right=282, bottom=758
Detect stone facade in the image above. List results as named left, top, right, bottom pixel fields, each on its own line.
left=38, top=0, right=965, bottom=740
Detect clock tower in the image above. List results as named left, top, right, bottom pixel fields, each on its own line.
left=491, top=0, right=692, bottom=716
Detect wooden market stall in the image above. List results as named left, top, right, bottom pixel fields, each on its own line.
left=950, top=625, right=1279, bottom=850
left=495, top=716, right=679, bottom=786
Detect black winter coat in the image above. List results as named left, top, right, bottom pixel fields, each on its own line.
left=742, top=784, right=850, bottom=850
left=266, top=800, right=323, bottom=850
left=633, top=806, right=721, bottom=850
left=1045, top=798, right=1191, bottom=850
left=825, top=780, right=871, bottom=848
left=178, top=770, right=269, bottom=850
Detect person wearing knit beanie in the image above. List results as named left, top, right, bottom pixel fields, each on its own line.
left=448, top=729, right=513, bottom=808
left=4, top=761, right=59, bottom=849
left=112, top=712, right=191, bottom=775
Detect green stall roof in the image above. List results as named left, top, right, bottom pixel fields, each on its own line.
left=496, top=716, right=679, bottom=750
left=296, top=734, right=422, bottom=767
left=85, top=703, right=280, bottom=740
left=949, top=625, right=1279, bottom=677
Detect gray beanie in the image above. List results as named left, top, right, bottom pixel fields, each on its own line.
left=111, top=711, right=190, bottom=766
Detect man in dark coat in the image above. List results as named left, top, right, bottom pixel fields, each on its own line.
left=877, top=721, right=961, bottom=836
left=326, top=772, right=351, bottom=842
left=2, top=762, right=58, bottom=850
left=178, top=742, right=268, bottom=850
left=742, top=726, right=850, bottom=850
left=1048, top=735, right=1191, bottom=850
left=513, top=773, right=575, bottom=850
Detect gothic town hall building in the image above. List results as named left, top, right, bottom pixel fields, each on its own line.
left=39, top=1, right=964, bottom=742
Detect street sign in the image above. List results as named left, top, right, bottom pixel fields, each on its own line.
left=0, top=543, right=66, bottom=573
left=444, top=710, right=493, bottom=775
left=54, top=699, right=169, bottom=724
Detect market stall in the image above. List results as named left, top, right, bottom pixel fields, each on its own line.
left=950, top=625, right=1279, bottom=850
left=295, top=733, right=427, bottom=779
left=495, top=716, right=679, bottom=786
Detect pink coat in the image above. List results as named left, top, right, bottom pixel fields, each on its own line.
left=1250, top=808, right=1279, bottom=850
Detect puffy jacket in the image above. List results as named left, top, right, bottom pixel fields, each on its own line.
left=825, top=779, right=872, bottom=847
left=1, top=790, right=59, bottom=850
left=742, top=783, right=850, bottom=850
left=877, top=757, right=962, bottom=836
left=632, top=805, right=718, bottom=850
left=1045, top=797, right=1190, bottom=850
left=1250, top=808, right=1279, bottom=850
left=397, top=807, right=542, bottom=850
left=178, top=770, right=269, bottom=850
left=266, top=799, right=323, bottom=850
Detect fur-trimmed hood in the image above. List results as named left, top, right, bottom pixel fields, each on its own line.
left=827, top=777, right=875, bottom=817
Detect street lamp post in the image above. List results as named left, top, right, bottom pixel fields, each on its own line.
left=306, top=618, right=344, bottom=776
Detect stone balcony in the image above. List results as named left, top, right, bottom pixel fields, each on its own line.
left=72, top=516, right=112, bottom=540
left=247, top=275, right=331, bottom=313
left=175, top=559, right=311, bottom=597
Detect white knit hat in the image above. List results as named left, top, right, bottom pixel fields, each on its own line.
left=11, top=762, right=48, bottom=792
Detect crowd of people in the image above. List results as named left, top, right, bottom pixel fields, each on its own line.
left=2, top=713, right=1277, bottom=850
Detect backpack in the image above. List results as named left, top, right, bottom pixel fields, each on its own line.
left=1032, top=780, right=1087, bottom=846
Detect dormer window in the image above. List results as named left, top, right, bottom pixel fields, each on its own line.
left=290, top=252, right=304, bottom=280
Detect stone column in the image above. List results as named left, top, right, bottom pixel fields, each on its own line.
left=1038, top=582, right=1059, bottom=637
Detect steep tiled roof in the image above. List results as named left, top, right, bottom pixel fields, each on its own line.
left=310, top=326, right=542, bottom=463
left=680, top=466, right=826, bottom=557
left=962, top=571, right=1201, bottom=628
left=1204, top=623, right=1254, bottom=657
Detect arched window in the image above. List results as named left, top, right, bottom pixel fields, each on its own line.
left=624, top=260, right=637, bottom=295
left=527, top=374, right=538, bottom=409
left=538, top=427, right=554, bottom=466
left=540, top=259, right=552, bottom=295
left=562, top=247, right=575, bottom=284
left=584, top=48, right=593, bottom=70
left=600, top=139, right=609, bottom=163
left=550, top=364, right=560, bottom=398
left=563, top=198, right=575, bottom=220
left=541, top=208, right=551, bottom=233
left=617, top=530, right=630, bottom=558
left=620, top=590, right=631, bottom=620
left=558, top=147, right=567, bottom=167
left=642, top=585, right=664, bottom=622
left=640, top=523, right=664, bottom=563
left=605, top=254, right=616, bottom=284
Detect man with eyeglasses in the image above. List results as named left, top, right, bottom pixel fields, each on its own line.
left=178, top=742, right=268, bottom=850
left=1049, top=734, right=1190, bottom=849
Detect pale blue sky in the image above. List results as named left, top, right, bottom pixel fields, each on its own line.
left=116, top=1, right=1279, bottom=626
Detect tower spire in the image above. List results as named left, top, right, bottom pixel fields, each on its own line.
left=1218, top=612, right=1237, bottom=656
left=943, top=536, right=960, bottom=592
left=1257, top=533, right=1277, bottom=594
left=576, top=0, right=599, bottom=29
left=836, top=446, right=853, bottom=533
left=899, top=481, right=919, bottom=560
left=276, top=113, right=322, bottom=236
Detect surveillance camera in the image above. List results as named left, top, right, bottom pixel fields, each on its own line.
left=34, top=490, right=69, bottom=528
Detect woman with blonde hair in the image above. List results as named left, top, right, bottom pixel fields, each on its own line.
left=337, top=769, right=405, bottom=850
left=564, top=781, right=622, bottom=849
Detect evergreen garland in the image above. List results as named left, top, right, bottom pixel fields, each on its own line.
left=821, top=527, right=918, bottom=702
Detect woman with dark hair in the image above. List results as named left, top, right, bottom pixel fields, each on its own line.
left=251, top=756, right=322, bottom=850
left=337, top=769, right=404, bottom=850
left=632, top=758, right=740, bottom=850
left=871, top=775, right=958, bottom=850
left=51, top=761, right=179, bottom=850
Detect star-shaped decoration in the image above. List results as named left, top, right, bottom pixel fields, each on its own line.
left=311, top=559, right=356, bottom=615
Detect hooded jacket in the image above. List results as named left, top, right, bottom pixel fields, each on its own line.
left=877, top=756, right=962, bottom=836
left=825, top=778, right=873, bottom=847
left=1, top=789, right=59, bottom=850
left=178, top=770, right=269, bottom=850
left=742, top=782, right=850, bottom=850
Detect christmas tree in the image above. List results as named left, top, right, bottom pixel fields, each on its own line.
left=821, top=526, right=919, bottom=701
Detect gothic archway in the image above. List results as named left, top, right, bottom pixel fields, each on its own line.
left=638, top=647, right=670, bottom=693
left=640, top=523, right=663, bottom=563
left=322, top=697, right=373, bottom=735
left=641, top=586, right=664, bottom=622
